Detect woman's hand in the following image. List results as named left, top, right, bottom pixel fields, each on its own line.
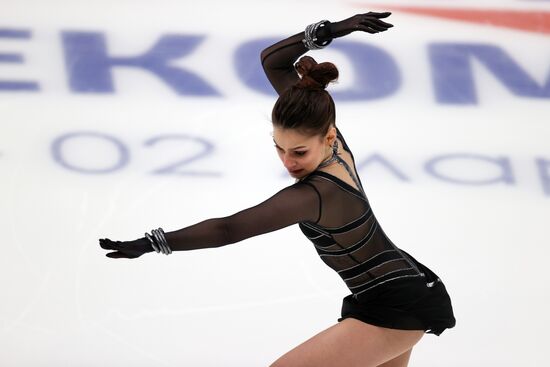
left=330, top=12, right=393, bottom=38
left=99, top=237, right=153, bottom=259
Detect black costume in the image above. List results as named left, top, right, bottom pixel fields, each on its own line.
left=299, top=129, right=455, bottom=336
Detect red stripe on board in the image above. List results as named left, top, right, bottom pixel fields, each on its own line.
left=352, top=4, right=550, bottom=34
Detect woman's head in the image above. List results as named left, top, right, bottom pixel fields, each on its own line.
left=272, top=56, right=338, bottom=136
left=271, top=56, right=339, bottom=178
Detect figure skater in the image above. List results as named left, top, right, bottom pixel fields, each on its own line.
left=100, top=12, right=455, bottom=367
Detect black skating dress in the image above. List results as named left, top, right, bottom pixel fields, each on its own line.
left=297, top=128, right=455, bottom=336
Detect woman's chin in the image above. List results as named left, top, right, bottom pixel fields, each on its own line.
left=289, top=169, right=309, bottom=178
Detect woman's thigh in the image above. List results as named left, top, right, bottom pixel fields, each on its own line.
left=269, top=318, right=423, bottom=367
left=378, top=349, right=413, bottom=367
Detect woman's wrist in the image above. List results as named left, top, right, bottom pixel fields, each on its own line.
left=302, top=20, right=333, bottom=50
left=315, top=21, right=332, bottom=44
left=144, top=228, right=172, bottom=255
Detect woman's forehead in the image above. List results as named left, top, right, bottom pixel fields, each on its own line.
left=272, top=127, right=316, bottom=147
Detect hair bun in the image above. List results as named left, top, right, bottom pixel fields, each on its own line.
left=295, top=56, right=338, bottom=90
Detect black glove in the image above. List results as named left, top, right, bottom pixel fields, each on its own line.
left=329, top=12, right=393, bottom=38
left=99, top=237, right=153, bottom=259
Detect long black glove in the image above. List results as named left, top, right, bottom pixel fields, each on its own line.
left=99, top=237, right=153, bottom=259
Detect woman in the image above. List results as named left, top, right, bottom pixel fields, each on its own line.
left=100, top=12, right=455, bottom=367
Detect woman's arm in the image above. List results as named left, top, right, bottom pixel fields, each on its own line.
left=261, top=12, right=393, bottom=95
left=99, top=182, right=321, bottom=258
left=165, top=182, right=320, bottom=250
left=260, top=32, right=310, bottom=95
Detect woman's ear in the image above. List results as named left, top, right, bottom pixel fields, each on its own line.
left=326, top=126, right=337, bottom=146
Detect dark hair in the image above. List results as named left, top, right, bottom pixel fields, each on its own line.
left=272, top=56, right=339, bottom=137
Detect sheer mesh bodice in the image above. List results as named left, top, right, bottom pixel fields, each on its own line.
left=296, top=128, right=424, bottom=297
left=166, top=128, right=424, bottom=297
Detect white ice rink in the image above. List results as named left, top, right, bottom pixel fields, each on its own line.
left=1, top=0, right=550, bottom=366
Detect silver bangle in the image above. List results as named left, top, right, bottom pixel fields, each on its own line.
left=160, top=228, right=172, bottom=255
left=152, top=228, right=172, bottom=255
left=152, top=228, right=167, bottom=255
left=145, top=228, right=172, bottom=255
left=302, top=20, right=331, bottom=50
left=145, top=232, right=160, bottom=253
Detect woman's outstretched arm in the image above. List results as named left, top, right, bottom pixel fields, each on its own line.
left=261, top=12, right=394, bottom=95
left=99, top=181, right=321, bottom=258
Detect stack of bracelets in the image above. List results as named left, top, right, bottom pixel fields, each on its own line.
left=302, top=19, right=332, bottom=50
left=145, top=228, right=172, bottom=255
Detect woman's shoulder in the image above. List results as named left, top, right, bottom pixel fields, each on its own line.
left=298, top=171, right=352, bottom=197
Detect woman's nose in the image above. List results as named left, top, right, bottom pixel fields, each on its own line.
left=282, top=154, right=295, bottom=169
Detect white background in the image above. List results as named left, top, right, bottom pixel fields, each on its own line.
left=1, top=0, right=549, bottom=366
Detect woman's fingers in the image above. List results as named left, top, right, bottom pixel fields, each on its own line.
left=362, top=12, right=393, bottom=29
left=365, top=18, right=393, bottom=29
left=106, top=250, right=141, bottom=259
left=106, top=251, right=128, bottom=259
left=374, top=19, right=393, bottom=28
left=332, top=11, right=393, bottom=38
left=366, top=11, right=392, bottom=19
left=99, top=238, right=119, bottom=250
left=100, top=238, right=145, bottom=258
left=357, top=25, right=378, bottom=34
left=361, top=20, right=390, bottom=32
left=357, top=23, right=390, bottom=34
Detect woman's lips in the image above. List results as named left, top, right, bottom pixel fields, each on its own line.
left=289, top=169, right=303, bottom=174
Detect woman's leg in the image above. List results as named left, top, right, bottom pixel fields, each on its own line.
left=269, top=318, right=423, bottom=367
left=377, top=349, right=413, bottom=367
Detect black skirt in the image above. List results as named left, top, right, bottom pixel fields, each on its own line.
left=338, top=251, right=456, bottom=336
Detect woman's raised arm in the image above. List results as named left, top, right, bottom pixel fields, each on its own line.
left=260, top=12, right=394, bottom=95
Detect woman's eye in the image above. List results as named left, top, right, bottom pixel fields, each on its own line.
left=295, top=151, right=307, bottom=156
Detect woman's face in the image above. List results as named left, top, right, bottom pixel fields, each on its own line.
left=272, top=126, right=336, bottom=179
